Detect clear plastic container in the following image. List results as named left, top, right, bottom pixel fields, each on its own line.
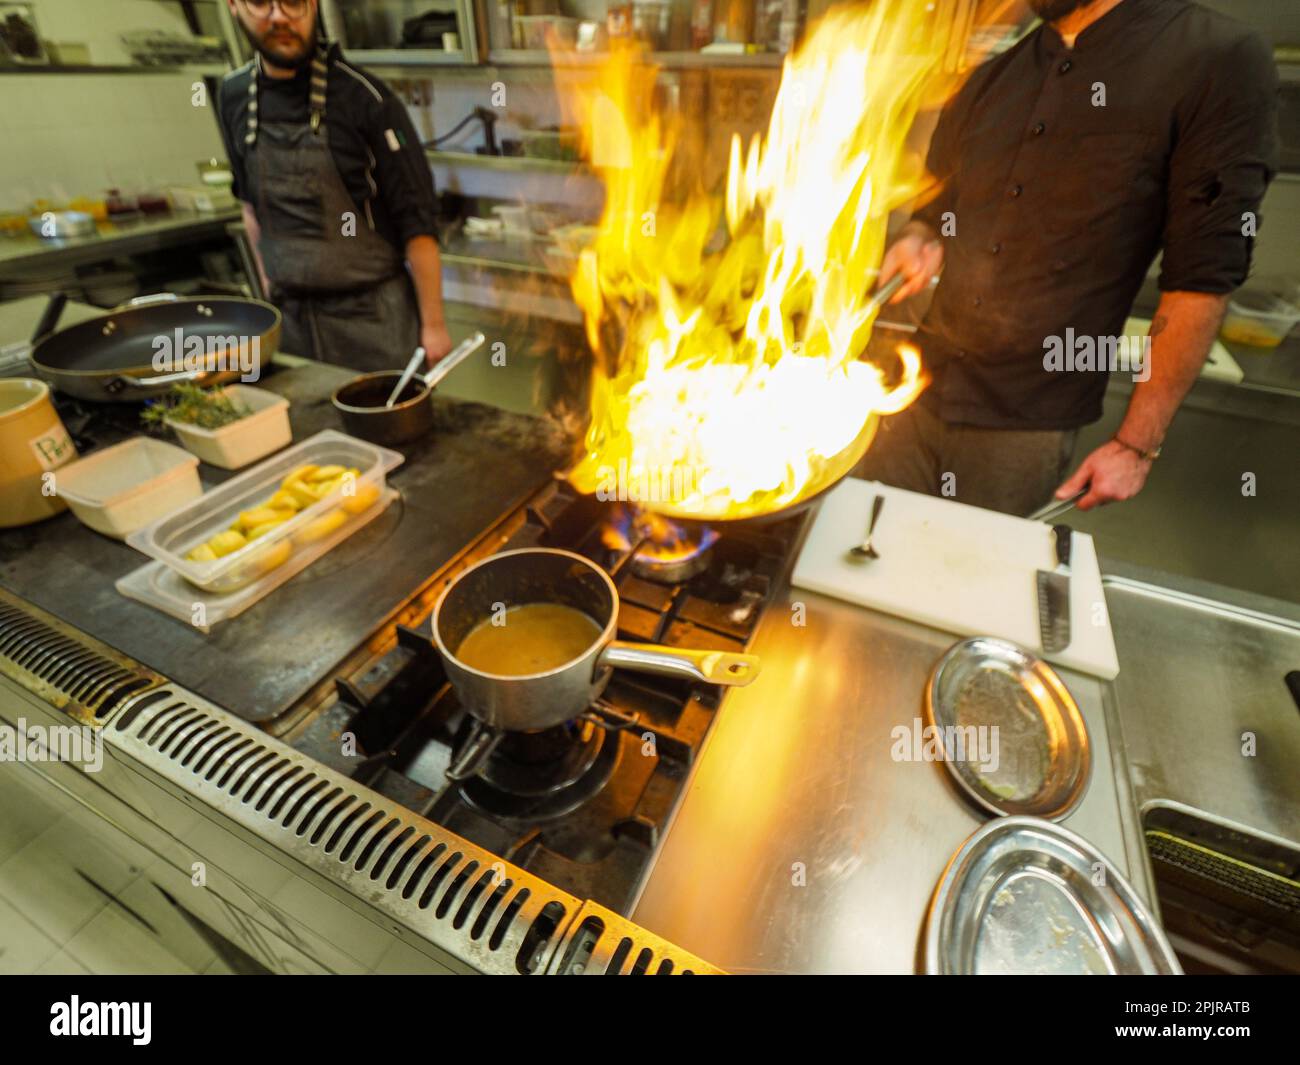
left=56, top=436, right=201, bottom=539
left=117, top=488, right=397, bottom=629
left=165, top=384, right=291, bottom=470
left=126, top=429, right=403, bottom=594
left=1220, top=291, right=1300, bottom=349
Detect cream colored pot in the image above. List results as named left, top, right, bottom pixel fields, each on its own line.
left=0, top=378, right=77, bottom=527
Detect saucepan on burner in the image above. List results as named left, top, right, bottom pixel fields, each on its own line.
left=331, top=331, right=485, bottom=446
left=431, top=547, right=761, bottom=780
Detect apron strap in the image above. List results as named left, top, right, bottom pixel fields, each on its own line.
left=246, top=33, right=331, bottom=146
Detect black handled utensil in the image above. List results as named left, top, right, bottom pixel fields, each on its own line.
left=1037, top=523, right=1073, bottom=653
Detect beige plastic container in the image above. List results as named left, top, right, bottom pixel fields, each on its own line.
left=56, top=437, right=201, bottom=539
left=165, top=384, right=291, bottom=469
left=0, top=378, right=77, bottom=527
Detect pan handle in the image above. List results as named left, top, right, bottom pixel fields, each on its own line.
left=599, top=641, right=760, bottom=687
left=445, top=721, right=505, bottom=782
left=117, top=292, right=181, bottom=310
left=106, top=367, right=221, bottom=394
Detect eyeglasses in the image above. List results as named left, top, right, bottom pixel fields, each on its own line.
left=241, top=0, right=310, bottom=17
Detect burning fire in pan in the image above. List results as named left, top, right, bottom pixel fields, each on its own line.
left=554, top=2, right=952, bottom=522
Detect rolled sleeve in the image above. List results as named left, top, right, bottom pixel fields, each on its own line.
left=1158, top=32, right=1278, bottom=294
left=368, top=95, right=439, bottom=247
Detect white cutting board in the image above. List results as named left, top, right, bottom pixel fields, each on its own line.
left=792, top=479, right=1120, bottom=679
left=1124, top=317, right=1242, bottom=384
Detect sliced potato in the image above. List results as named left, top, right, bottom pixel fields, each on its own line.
left=308, top=464, right=348, bottom=483
left=237, top=505, right=295, bottom=531
left=312, top=475, right=345, bottom=499
left=341, top=480, right=381, bottom=515
left=246, top=519, right=290, bottom=540
left=267, top=489, right=303, bottom=512
left=209, top=529, right=248, bottom=557
left=283, top=478, right=322, bottom=509
left=294, top=508, right=348, bottom=545
left=283, top=464, right=318, bottom=485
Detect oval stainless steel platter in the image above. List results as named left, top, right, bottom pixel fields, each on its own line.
left=924, top=816, right=1182, bottom=975
left=925, top=636, right=1090, bottom=820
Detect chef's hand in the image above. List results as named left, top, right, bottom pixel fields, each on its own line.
left=421, top=321, right=453, bottom=366
left=1054, top=440, right=1153, bottom=511
left=879, top=221, right=944, bottom=303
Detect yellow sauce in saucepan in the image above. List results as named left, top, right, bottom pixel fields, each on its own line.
left=453, top=603, right=603, bottom=676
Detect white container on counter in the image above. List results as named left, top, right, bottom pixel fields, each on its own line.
left=164, top=384, right=291, bottom=469
left=126, top=429, right=403, bottom=594
left=56, top=437, right=201, bottom=539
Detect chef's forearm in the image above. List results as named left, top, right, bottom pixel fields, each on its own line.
left=1117, top=290, right=1228, bottom=451
left=406, top=235, right=445, bottom=328
left=240, top=201, right=271, bottom=295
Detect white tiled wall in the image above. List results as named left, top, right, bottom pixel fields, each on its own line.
left=23, top=0, right=195, bottom=66
left=0, top=1, right=227, bottom=207
left=0, top=72, right=227, bottom=207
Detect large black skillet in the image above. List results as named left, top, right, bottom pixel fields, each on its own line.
left=29, top=292, right=281, bottom=403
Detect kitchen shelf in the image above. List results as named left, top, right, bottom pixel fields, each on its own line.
left=487, top=48, right=786, bottom=69
left=342, top=48, right=474, bottom=67
left=0, top=63, right=228, bottom=76
left=426, top=149, right=589, bottom=177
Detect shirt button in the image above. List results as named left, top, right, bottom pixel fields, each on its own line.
left=1058, top=59, right=1073, bottom=74
left=1008, top=184, right=1022, bottom=198
left=1031, top=122, right=1046, bottom=136
left=972, top=297, right=982, bottom=307
left=990, top=242, right=1001, bottom=255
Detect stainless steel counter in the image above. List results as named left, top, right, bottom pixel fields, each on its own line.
left=1101, top=562, right=1300, bottom=853
left=631, top=583, right=1151, bottom=975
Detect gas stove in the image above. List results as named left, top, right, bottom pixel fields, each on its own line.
left=288, top=479, right=807, bottom=913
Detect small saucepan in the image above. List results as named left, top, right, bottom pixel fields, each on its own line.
left=431, top=548, right=761, bottom=779
left=331, top=331, right=485, bottom=445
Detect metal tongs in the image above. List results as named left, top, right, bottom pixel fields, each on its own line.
left=386, top=331, right=486, bottom=406
left=868, top=273, right=907, bottom=316
left=1028, top=488, right=1085, bottom=523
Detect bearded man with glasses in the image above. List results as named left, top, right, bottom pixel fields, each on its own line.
left=217, top=0, right=453, bottom=370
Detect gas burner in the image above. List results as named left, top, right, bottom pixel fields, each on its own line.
left=458, top=719, right=620, bottom=823
left=602, top=505, right=719, bottom=584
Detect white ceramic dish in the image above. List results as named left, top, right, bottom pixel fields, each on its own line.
left=56, top=436, right=200, bottom=539
left=164, top=383, right=291, bottom=469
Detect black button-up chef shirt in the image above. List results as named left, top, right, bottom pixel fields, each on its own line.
left=911, top=0, right=1277, bottom=429
left=217, top=43, right=438, bottom=252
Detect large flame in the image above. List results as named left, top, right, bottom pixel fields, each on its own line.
left=558, top=2, right=952, bottom=521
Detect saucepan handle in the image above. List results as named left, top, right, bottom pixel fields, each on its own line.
left=598, top=641, right=760, bottom=687
left=445, top=721, right=505, bottom=782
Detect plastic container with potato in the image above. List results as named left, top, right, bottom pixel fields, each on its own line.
left=126, top=429, right=403, bottom=594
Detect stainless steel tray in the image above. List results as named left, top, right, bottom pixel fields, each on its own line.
left=925, top=636, right=1090, bottom=820
left=924, top=816, right=1181, bottom=975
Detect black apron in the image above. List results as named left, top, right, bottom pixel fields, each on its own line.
left=252, top=109, right=421, bottom=372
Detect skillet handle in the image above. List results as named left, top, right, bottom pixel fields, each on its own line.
left=599, top=641, right=760, bottom=687
left=117, top=292, right=180, bottom=310
left=106, top=368, right=220, bottom=394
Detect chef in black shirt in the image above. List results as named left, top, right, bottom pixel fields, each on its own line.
left=217, top=0, right=452, bottom=370
left=868, top=0, right=1277, bottom=514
